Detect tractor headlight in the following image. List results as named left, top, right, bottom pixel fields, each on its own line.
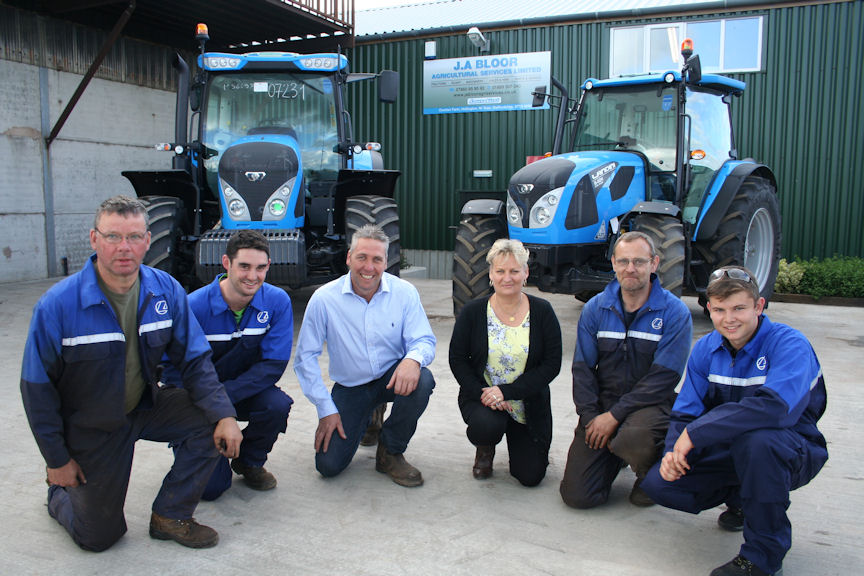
left=204, top=56, right=242, bottom=70
left=269, top=198, right=286, bottom=217
left=300, top=57, right=338, bottom=70
left=528, top=187, right=564, bottom=228
left=507, top=202, right=522, bottom=227
left=228, top=199, right=246, bottom=217
left=534, top=206, right=551, bottom=225
left=263, top=178, right=296, bottom=221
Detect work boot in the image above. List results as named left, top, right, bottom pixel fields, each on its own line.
left=718, top=506, right=745, bottom=532
left=230, top=459, right=277, bottom=491
left=149, top=511, right=219, bottom=549
left=628, top=478, right=655, bottom=507
left=472, top=445, right=495, bottom=480
left=360, top=404, right=386, bottom=446
left=710, top=555, right=774, bottom=576
left=376, top=441, right=423, bottom=487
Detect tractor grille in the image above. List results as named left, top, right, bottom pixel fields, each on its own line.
left=219, top=141, right=299, bottom=221
left=196, top=228, right=306, bottom=286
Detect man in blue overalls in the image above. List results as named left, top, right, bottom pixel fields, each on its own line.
left=642, top=265, right=828, bottom=576
left=165, top=230, right=294, bottom=499
left=21, top=195, right=242, bottom=551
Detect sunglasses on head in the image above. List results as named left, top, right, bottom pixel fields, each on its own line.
left=708, top=268, right=754, bottom=285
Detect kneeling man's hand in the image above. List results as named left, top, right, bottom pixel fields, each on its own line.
left=47, top=458, right=87, bottom=487
left=387, top=358, right=421, bottom=396
left=214, top=417, right=243, bottom=458
left=315, top=413, right=347, bottom=453
left=660, top=428, right=694, bottom=482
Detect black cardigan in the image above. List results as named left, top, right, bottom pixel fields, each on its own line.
left=449, top=294, right=562, bottom=449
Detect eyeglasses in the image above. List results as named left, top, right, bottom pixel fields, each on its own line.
left=708, top=268, right=754, bottom=285
left=95, top=228, right=148, bottom=245
left=614, top=257, right=652, bottom=269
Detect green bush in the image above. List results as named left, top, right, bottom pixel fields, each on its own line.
left=776, top=256, right=864, bottom=299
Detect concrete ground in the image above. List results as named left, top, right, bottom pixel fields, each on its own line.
left=2, top=277, right=861, bottom=575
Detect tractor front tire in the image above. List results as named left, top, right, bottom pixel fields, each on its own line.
left=631, top=213, right=686, bottom=296
left=695, top=176, right=781, bottom=302
left=345, top=195, right=401, bottom=277
left=141, top=196, right=184, bottom=277
left=452, top=214, right=507, bottom=316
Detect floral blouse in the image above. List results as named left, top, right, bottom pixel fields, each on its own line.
left=484, top=301, right=529, bottom=424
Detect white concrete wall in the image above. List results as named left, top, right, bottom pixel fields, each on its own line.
left=0, top=60, right=46, bottom=281
left=0, top=59, right=176, bottom=283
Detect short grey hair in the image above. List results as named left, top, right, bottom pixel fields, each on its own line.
left=612, top=231, right=656, bottom=259
left=94, top=195, right=149, bottom=230
left=486, top=238, right=530, bottom=268
left=349, top=224, right=389, bottom=253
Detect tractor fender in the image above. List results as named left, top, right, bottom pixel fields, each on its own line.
left=609, top=201, right=681, bottom=260
left=694, top=162, right=776, bottom=241
left=460, top=199, right=505, bottom=217
left=621, top=201, right=681, bottom=221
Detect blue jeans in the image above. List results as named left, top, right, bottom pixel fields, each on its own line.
left=315, top=361, right=435, bottom=477
left=47, top=387, right=220, bottom=552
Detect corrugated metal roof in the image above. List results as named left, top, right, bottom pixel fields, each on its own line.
left=5, top=0, right=354, bottom=52
left=356, top=0, right=701, bottom=37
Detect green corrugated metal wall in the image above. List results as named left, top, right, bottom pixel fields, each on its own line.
left=349, top=0, right=863, bottom=260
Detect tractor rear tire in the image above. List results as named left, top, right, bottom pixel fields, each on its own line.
left=142, top=196, right=184, bottom=278
left=345, top=195, right=401, bottom=277
left=452, top=214, right=507, bottom=316
left=631, top=213, right=686, bottom=296
left=694, top=176, right=781, bottom=302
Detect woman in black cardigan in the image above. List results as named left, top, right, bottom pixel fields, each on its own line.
left=449, top=239, right=562, bottom=486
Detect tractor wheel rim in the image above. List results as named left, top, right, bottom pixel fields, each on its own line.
left=744, top=207, right=774, bottom=292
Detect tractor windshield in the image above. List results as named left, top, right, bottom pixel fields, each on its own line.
left=572, top=84, right=678, bottom=172
left=202, top=72, right=341, bottom=191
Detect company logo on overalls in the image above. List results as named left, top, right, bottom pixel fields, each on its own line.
left=756, top=356, right=767, bottom=371
left=651, top=317, right=663, bottom=330
left=257, top=311, right=269, bottom=324
left=154, top=300, right=169, bottom=315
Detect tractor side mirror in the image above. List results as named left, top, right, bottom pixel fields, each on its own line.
left=532, top=85, right=547, bottom=108
left=685, top=54, right=702, bottom=84
left=190, top=82, right=203, bottom=112
left=378, top=70, right=399, bottom=104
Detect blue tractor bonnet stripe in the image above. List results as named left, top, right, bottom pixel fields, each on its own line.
left=62, top=332, right=125, bottom=346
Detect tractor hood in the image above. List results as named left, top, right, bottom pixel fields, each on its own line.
left=217, top=133, right=304, bottom=229
left=507, top=151, right=647, bottom=246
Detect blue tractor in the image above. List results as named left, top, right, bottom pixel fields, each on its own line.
left=453, top=40, right=780, bottom=314
left=123, top=24, right=401, bottom=289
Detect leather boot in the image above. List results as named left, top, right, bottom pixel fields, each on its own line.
left=472, top=445, right=495, bottom=480
left=360, top=404, right=386, bottom=446
left=376, top=441, right=423, bottom=487
left=149, top=511, right=219, bottom=548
